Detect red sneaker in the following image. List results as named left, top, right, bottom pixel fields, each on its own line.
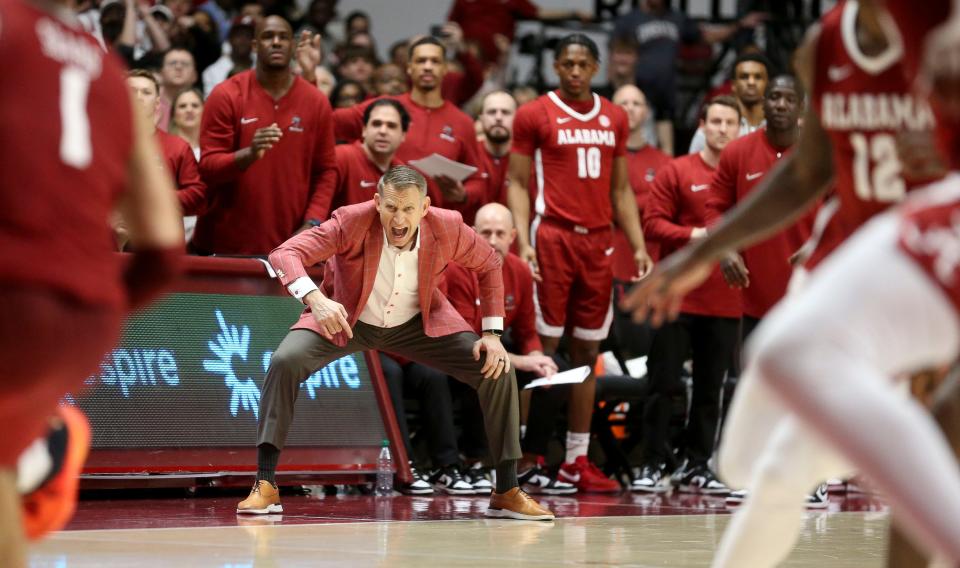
left=558, top=456, right=621, bottom=493
left=22, top=405, right=91, bottom=540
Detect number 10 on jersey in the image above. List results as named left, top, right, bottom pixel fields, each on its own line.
left=577, top=147, right=602, bottom=179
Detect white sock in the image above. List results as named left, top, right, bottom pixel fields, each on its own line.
left=565, top=431, right=590, bottom=464
left=520, top=425, right=527, bottom=441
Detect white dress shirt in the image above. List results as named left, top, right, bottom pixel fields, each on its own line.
left=287, top=230, right=421, bottom=328
left=357, top=230, right=422, bottom=328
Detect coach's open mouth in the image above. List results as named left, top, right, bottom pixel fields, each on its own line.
left=390, top=226, right=409, bottom=240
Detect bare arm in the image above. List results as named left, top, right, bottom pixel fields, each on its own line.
left=118, top=0, right=138, bottom=48
left=138, top=3, right=171, bottom=53
left=116, top=89, right=185, bottom=310
left=118, top=91, right=184, bottom=249
left=506, top=152, right=538, bottom=277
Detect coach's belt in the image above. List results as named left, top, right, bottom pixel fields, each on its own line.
left=541, top=217, right=611, bottom=235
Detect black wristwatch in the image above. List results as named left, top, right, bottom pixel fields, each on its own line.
left=483, top=329, right=503, bottom=337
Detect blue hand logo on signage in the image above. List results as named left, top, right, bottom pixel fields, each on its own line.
left=203, top=309, right=364, bottom=421
left=203, top=309, right=261, bottom=419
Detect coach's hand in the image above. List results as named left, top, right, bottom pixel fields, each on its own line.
left=518, top=244, right=541, bottom=282
left=474, top=333, right=511, bottom=380
left=305, top=290, right=353, bottom=340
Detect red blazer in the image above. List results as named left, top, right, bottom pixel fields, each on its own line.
left=269, top=201, right=505, bottom=346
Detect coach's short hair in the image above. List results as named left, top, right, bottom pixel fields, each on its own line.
left=378, top=165, right=427, bottom=197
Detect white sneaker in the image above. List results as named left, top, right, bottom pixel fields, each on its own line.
left=519, top=467, right=578, bottom=495
left=429, top=466, right=475, bottom=495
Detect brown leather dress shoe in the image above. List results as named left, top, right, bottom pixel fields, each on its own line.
left=485, top=487, right=555, bottom=521
left=237, top=480, right=283, bottom=514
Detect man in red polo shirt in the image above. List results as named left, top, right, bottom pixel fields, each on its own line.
left=472, top=91, right=516, bottom=218
left=634, top=95, right=742, bottom=495
left=323, top=37, right=487, bottom=218
left=195, top=16, right=336, bottom=255
left=304, top=99, right=409, bottom=222
left=705, top=75, right=811, bottom=338
left=126, top=70, right=206, bottom=221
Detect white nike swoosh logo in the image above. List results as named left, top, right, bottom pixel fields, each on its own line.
left=556, top=117, right=573, bottom=124
left=241, top=117, right=258, bottom=125
left=746, top=172, right=763, bottom=181
left=360, top=180, right=376, bottom=187
left=827, top=65, right=852, bottom=82
left=691, top=184, right=710, bottom=192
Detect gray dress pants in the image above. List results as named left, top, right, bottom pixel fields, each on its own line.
left=257, top=315, right=522, bottom=465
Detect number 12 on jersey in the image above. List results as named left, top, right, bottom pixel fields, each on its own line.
left=576, top=147, right=601, bottom=179
left=850, top=133, right=905, bottom=203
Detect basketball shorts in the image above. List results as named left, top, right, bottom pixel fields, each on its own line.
left=532, top=218, right=614, bottom=341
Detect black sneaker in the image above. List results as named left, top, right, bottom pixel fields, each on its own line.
left=630, top=462, right=671, bottom=493
left=463, top=462, right=494, bottom=495
left=805, top=483, right=829, bottom=509
left=674, top=463, right=729, bottom=495
left=398, top=462, right=434, bottom=495
left=429, top=465, right=475, bottom=495
left=519, top=466, right=578, bottom=495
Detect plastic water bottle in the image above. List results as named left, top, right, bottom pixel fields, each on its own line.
left=375, top=439, right=394, bottom=496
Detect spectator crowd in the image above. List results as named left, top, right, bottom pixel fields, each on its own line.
left=90, top=0, right=806, bottom=497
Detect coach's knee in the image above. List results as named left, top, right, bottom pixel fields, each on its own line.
left=265, top=343, right=312, bottom=385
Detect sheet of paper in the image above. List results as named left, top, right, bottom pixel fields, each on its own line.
left=407, top=153, right=478, bottom=183
left=523, top=365, right=591, bottom=390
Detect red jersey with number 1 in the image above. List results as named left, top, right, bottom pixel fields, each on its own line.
left=0, top=0, right=133, bottom=309
left=807, top=0, right=935, bottom=268
left=512, top=91, right=629, bottom=229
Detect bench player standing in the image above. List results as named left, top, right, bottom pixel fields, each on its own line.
left=507, top=34, right=653, bottom=492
